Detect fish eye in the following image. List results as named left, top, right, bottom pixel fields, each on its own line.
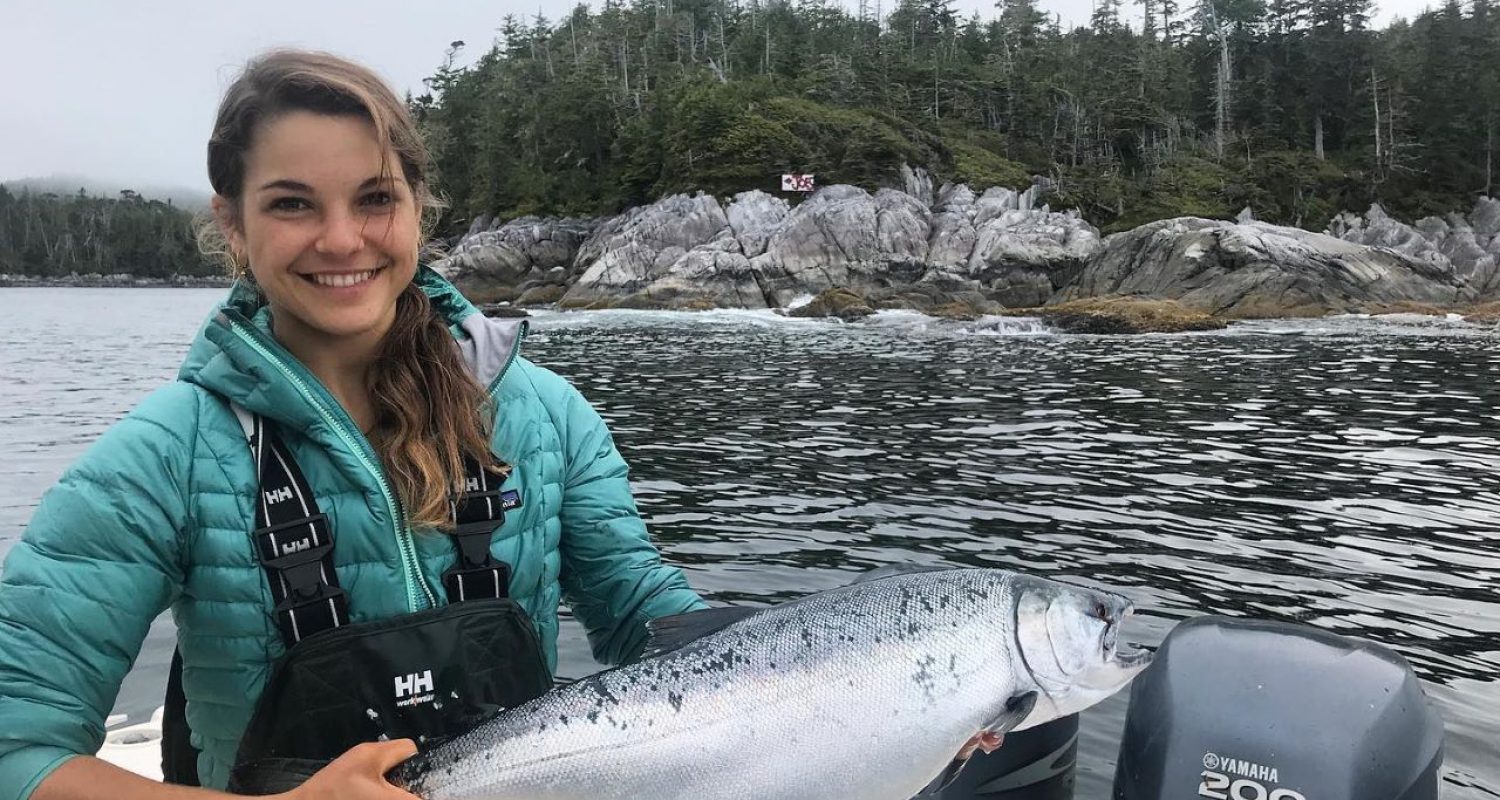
left=1092, top=601, right=1109, bottom=621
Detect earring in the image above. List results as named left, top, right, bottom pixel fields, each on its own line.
left=230, top=251, right=250, bottom=280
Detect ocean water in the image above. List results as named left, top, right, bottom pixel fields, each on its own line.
left=1, top=289, right=1496, bottom=798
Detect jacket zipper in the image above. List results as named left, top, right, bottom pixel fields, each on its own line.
left=228, top=320, right=435, bottom=613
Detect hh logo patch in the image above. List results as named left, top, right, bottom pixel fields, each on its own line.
left=264, top=487, right=293, bottom=505
left=394, top=670, right=436, bottom=707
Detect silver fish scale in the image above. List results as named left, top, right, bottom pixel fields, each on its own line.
left=408, top=569, right=1029, bottom=800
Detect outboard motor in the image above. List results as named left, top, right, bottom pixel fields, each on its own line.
left=919, top=714, right=1080, bottom=799
left=1113, top=616, right=1444, bottom=800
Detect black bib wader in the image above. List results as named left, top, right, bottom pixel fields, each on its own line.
left=161, top=409, right=553, bottom=793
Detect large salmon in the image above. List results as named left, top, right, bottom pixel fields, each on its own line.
left=392, top=566, right=1151, bottom=800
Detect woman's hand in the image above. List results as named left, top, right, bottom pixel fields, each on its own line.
left=282, top=740, right=421, bottom=800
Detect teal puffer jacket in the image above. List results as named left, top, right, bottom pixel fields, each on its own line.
left=0, top=268, right=705, bottom=797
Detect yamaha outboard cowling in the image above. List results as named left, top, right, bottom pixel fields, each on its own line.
left=1113, top=616, right=1444, bottom=800
left=917, top=714, right=1080, bottom=799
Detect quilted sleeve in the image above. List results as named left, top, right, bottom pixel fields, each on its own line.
left=533, top=365, right=706, bottom=666
left=0, top=383, right=195, bottom=800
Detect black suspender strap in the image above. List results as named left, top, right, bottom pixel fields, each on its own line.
left=442, top=456, right=521, bottom=603
left=231, top=404, right=524, bottom=640
left=235, top=406, right=349, bottom=645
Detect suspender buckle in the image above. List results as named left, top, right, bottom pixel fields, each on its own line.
left=448, top=519, right=502, bottom=568
left=271, top=583, right=349, bottom=644
left=442, top=559, right=512, bottom=603
left=441, top=519, right=510, bottom=602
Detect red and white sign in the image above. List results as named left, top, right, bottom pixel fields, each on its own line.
left=781, top=173, right=816, bottom=192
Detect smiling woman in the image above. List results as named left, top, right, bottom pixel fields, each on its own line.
left=214, top=112, right=423, bottom=433
left=1, top=48, right=705, bottom=800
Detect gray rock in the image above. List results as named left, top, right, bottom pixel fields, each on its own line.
left=440, top=182, right=1486, bottom=319
left=1062, top=217, right=1472, bottom=316
left=874, top=188, right=931, bottom=264
left=725, top=190, right=790, bottom=259
left=916, top=186, right=1100, bottom=307
left=440, top=216, right=598, bottom=286
left=634, top=234, right=770, bottom=309
left=1329, top=199, right=1500, bottom=296
left=900, top=163, right=934, bottom=207
left=751, top=185, right=895, bottom=305
left=564, top=193, right=731, bottom=305
left=964, top=206, right=1100, bottom=306
left=925, top=184, right=979, bottom=268
left=1473, top=196, right=1500, bottom=238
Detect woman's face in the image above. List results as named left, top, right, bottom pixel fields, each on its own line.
left=216, top=110, right=420, bottom=348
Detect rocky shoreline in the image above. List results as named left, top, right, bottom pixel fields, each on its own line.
left=10, top=182, right=1498, bottom=335
left=440, top=169, right=1500, bottom=333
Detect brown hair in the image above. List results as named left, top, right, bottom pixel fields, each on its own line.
left=208, top=49, right=492, bottom=530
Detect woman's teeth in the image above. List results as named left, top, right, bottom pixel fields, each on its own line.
left=308, top=268, right=381, bottom=288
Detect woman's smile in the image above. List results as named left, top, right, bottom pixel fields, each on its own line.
left=301, top=264, right=389, bottom=290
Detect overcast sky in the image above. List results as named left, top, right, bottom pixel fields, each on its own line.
left=1, top=0, right=1436, bottom=197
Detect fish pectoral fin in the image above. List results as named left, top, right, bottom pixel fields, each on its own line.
left=983, top=690, right=1038, bottom=734
left=641, top=606, right=763, bottom=659
left=913, top=692, right=1039, bottom=797
left=847, top=563, right=953, bottom=585
left=914, top=754, right=972, bottom=797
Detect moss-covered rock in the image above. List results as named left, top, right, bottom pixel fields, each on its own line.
left=557, top=296, right=616, bottom=310
left=479, top=303, right=530, bottom=318
left=516, top=284, right=567, bottom=306
left=1014, top=297, right=1226, bottom=334
left=1361, top=301, right=1450, bottom=316
left=926, top=301, right=987, bottom=321
left=788, top=288, right=875, bottom=320
left=1462, top=301, right=1500, bottom=324
left=455, top=281, right=517, bottom=305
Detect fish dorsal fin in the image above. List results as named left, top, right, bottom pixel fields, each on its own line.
left=641, top=606, right=762, bottom=659
left=849, top=563, right=953, bottom=585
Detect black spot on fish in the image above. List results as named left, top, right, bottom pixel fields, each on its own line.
left=592, top=682, right=622, bottom=706
left=587, top=709, right=600, bottom=724
left=668, top=690, right=684, bottom=712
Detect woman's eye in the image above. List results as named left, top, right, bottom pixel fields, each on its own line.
left=362, top=191, right=395, bottom=208
left=269, top=197, right=310, bottom=212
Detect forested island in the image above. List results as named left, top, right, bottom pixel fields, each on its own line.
left=3, top=0, right=1495, bottom=292
left=0, top=187, right=217, bottom=282
left=415, top=0, right=1497, bottom=233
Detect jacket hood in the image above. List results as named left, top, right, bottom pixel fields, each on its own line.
left=178, top=266, right=525, bottom=431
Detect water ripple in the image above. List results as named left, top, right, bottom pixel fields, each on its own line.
left=2, top=291, right=1496, bottom=798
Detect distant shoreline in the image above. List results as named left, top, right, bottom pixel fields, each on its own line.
left=0, top=274, right=231, bottom=289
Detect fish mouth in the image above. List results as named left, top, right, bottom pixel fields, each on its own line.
left=1112, top=641, right=1153, bottom=670
left=1101, top=602, right=1152, bottom=671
